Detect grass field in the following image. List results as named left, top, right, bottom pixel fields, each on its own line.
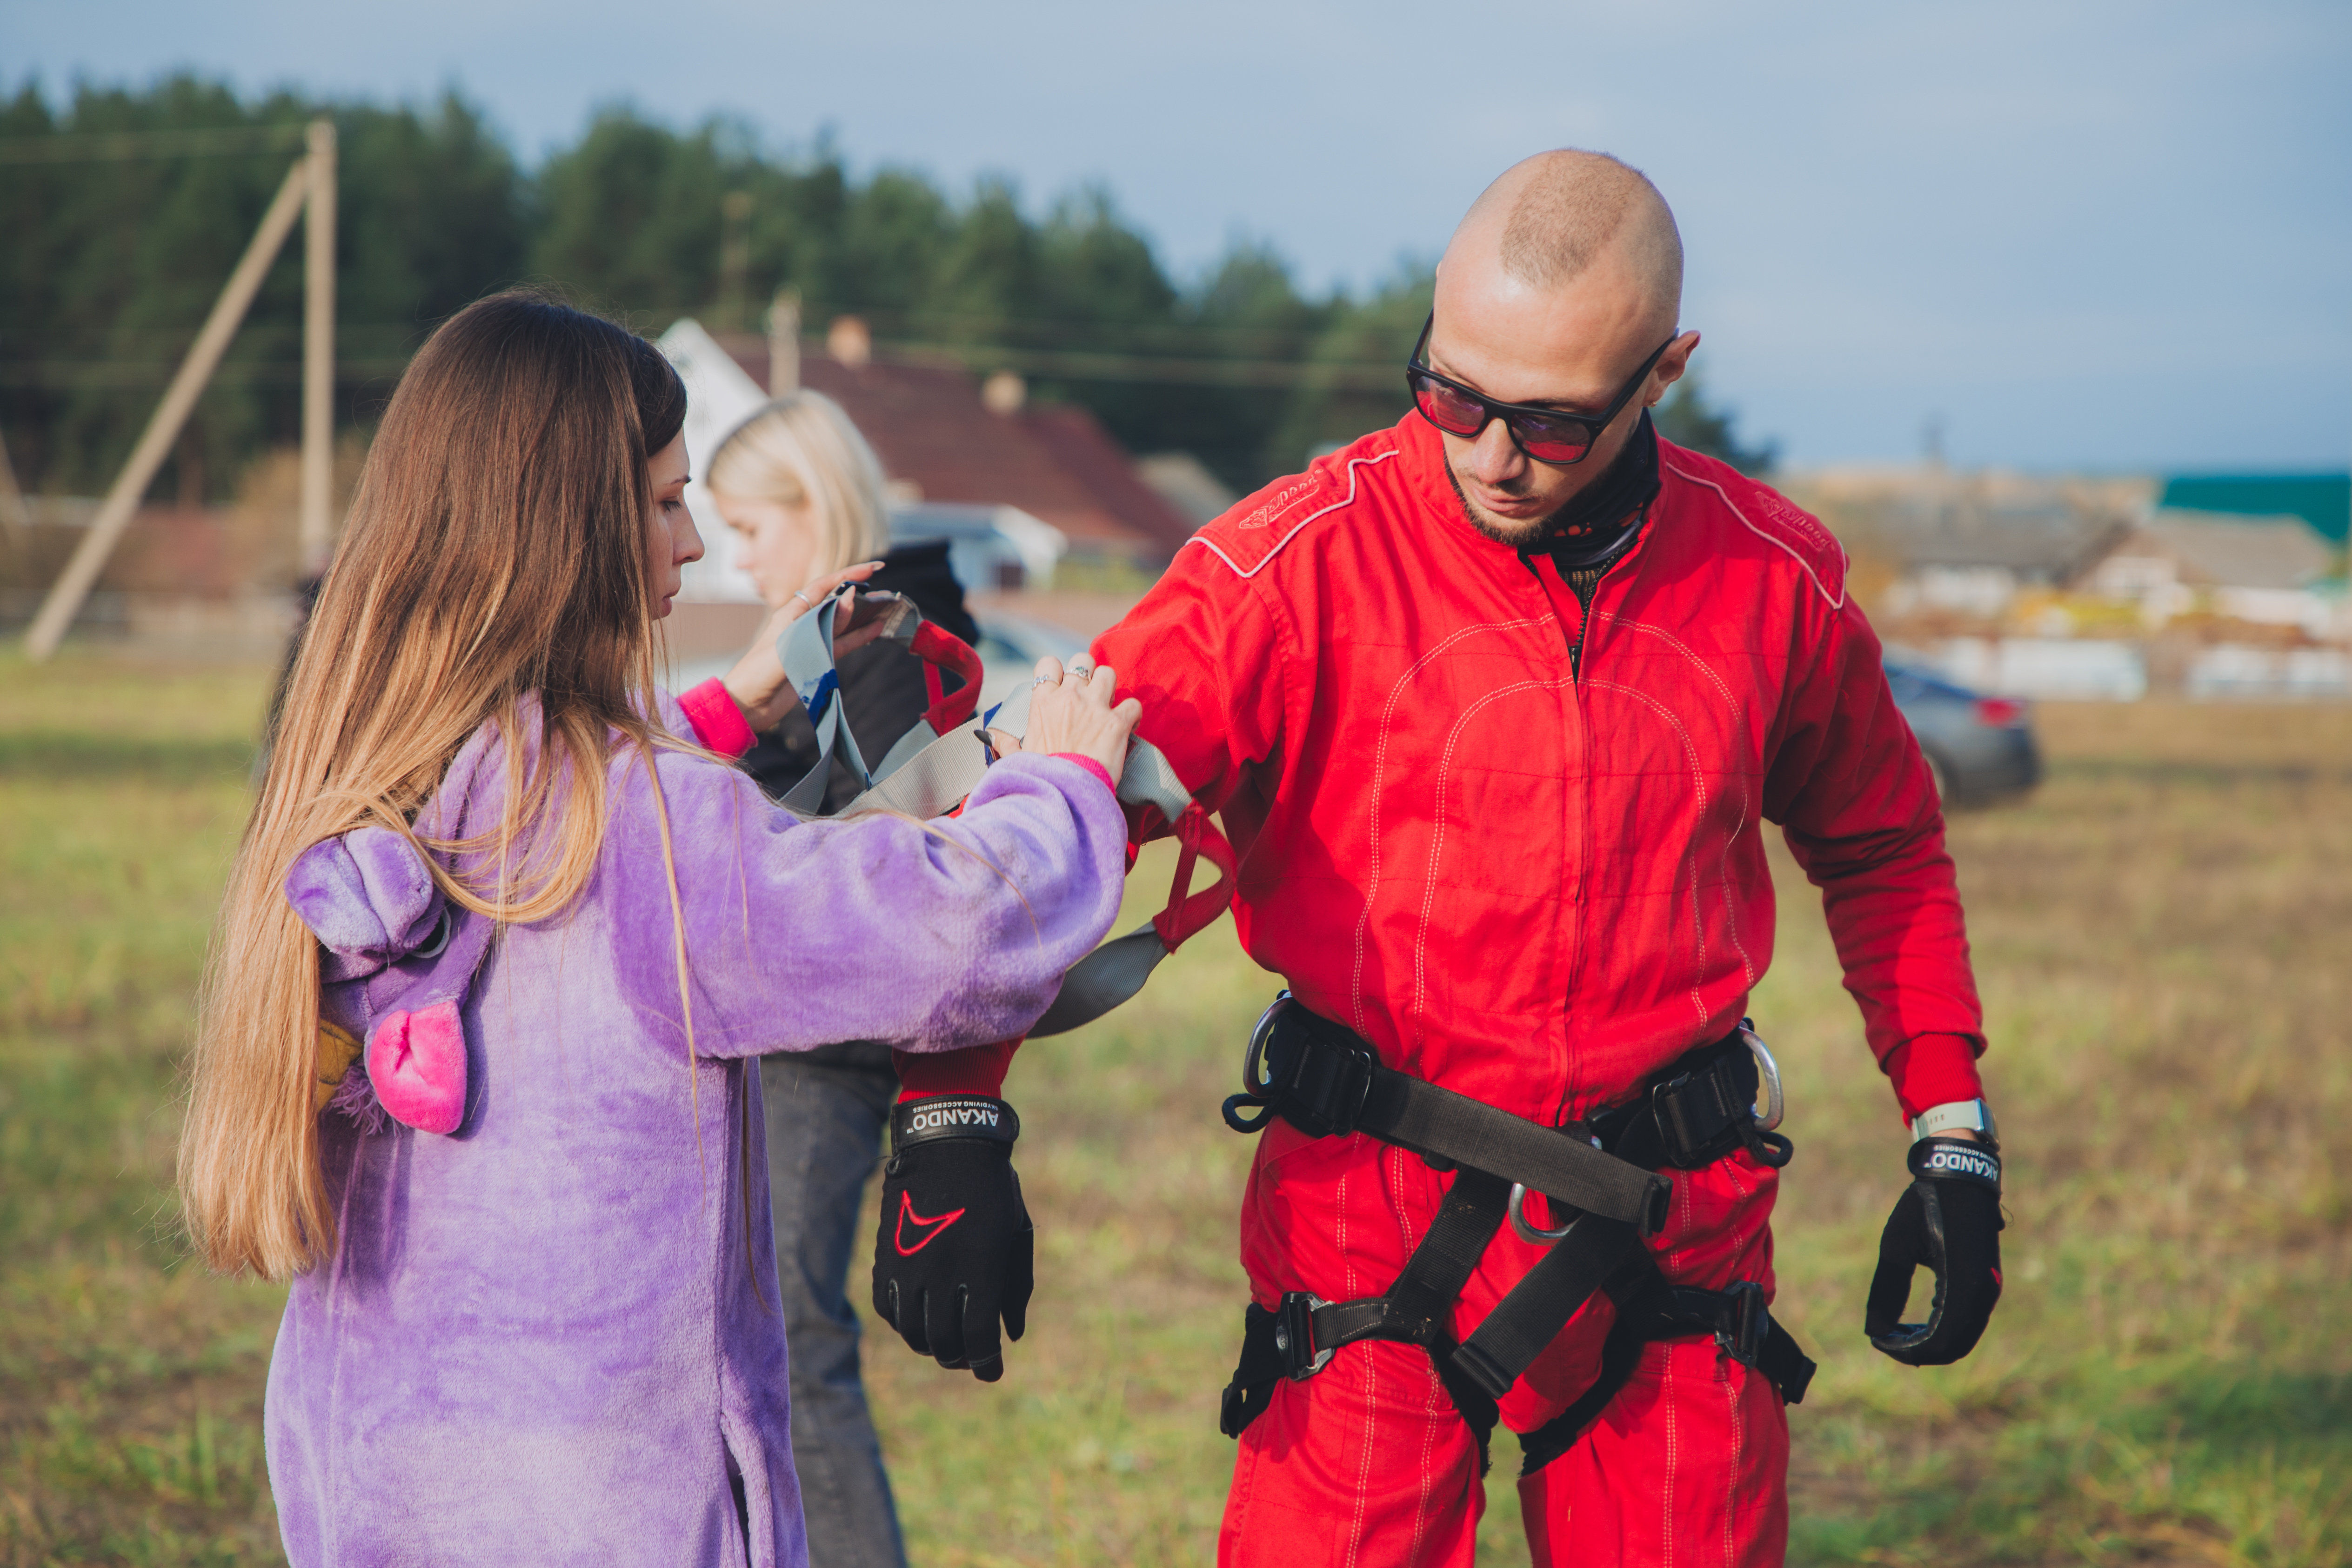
left=2, top=656, right=2346, bottom=1566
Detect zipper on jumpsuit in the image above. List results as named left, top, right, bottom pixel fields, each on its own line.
left=1541, top=528, right=1641, bottom=1128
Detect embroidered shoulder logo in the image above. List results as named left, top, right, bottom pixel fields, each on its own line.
left=1238, top=474, right=1322, bottom=530
left=893, top=1191, right=968, bottom=1255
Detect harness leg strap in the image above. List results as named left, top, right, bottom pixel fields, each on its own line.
left=1446, top=1214, right=1643, bottom=1401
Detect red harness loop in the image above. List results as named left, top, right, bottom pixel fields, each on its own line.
left=1153, top=800, right=1238, bottom=951
left=909, top=620, right=984, bottom=736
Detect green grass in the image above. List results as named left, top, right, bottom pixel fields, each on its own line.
left=2, top=659, right=2347, bottom=1564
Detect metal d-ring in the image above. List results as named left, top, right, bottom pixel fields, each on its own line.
left=1739, top=1024, right=1784, bottom=1132
left=1508, top=1183, right=1580, bottom=1246
left=1243, top=989, right=1293, bottom=1094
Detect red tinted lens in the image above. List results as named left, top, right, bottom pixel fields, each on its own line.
left=1512, top=411, right=1597, bottom=462
left=1413, top=376, right=1488, bottom=436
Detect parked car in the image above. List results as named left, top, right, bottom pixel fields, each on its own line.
left=1884, top=652, right=2041, bottom=806
left=970, top=612, right=1089, bottom=712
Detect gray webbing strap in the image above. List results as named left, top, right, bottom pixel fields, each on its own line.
left=776, top=589, right=935, bottom=816
left=778, top=603, right=1211, bottom=1033
left=830, top=674, right=1196, bottom=831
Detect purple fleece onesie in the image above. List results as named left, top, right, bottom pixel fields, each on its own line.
left=266, top=694, right=1128, bottom=1567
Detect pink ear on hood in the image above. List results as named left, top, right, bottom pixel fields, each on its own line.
left=367, top=1001, right=468, bottom=1136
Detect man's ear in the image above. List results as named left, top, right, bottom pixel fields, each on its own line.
left=1648, top=330, right=1702, bottom=407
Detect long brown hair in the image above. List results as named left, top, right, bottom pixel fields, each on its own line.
left=180, top=291, right=689, bottom=1278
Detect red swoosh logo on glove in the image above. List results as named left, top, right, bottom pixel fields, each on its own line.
left=894, top=1191, right=968, bottom=1256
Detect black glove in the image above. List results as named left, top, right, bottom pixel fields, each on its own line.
left=1866, top=1135, right=2005, bottom=1366
left=871, top=1095, right=1033, bottom=1382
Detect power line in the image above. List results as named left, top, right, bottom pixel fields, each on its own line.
left=0, top=125, right=308, bottom=165
left=0, top=345, right=1401, bottom=395
left=0, top=359, right=411, bottom=390
left=880, top=340, right=1400, bottom=393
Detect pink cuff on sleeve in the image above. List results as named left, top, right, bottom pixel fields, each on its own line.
left=1882, top=1033, right=1986, bottom=1124
left=678, top=679, right=756, bottom=760
left=1050, top=754, right=1116, bottom=794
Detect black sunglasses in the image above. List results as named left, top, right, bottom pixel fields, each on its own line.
left=1405, top=314, right=1676, bottom=467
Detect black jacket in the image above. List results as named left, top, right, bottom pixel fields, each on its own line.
left=742, top=540, right=980, bottom=812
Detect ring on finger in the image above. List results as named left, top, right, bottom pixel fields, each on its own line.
left=1031, top=674, right=1057, bottom=688
left=1069, top=664, right=1095, bottom=680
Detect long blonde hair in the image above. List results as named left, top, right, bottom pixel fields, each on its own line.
left=706, top=393, right=890, bottom=575
left=180, top=291, right=690, bottom=1279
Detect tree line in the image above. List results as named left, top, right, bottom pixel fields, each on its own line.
left=0, top=74, right=1771, bottom=508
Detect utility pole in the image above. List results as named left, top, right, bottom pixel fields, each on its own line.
left=24, top=157, right=312, bottom=661
left=718, top=191, right=752, bottom=334
left=0, top=422, right=29, bottom=547
left=299, top=117, right=336, bottom=574
left=768, top=287, right=801, bottom=395
left=24, top=120, right=336, bottom=661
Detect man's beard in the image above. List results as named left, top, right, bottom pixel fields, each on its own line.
left=1440, top=411, right=1662, bottom=556
left=1443, top=465, right=1569, bottom=548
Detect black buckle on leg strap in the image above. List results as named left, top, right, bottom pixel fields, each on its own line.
left=1274, top=1291, right=1335, bottom=1379
left=1662, top=1281, right=1770, bottom=1367
left=1513, top=1273, right=1820, bottom=1478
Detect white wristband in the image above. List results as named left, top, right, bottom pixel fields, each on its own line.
left=1910, top=1099, right=1997, bottom=1143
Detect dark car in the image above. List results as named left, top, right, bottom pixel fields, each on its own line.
left=1884, top=653, right=2041, bottom=806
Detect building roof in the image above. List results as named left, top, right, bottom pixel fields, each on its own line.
left=2115, top=509, right=2335, bottom=590
left=710, top=335, right=1195, bottom=560
left=2159, top=474, right=2349, bottom=543
left=1870, top=494, right=2127, bottom=580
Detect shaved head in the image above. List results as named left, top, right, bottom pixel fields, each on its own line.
left=1426, top=151, right=1698, bottom=545
left=1457, top=150, right=1683, bottom=339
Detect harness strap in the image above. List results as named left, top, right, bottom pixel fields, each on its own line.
left=777, top=588, right=978, bottom=817
left=1514, top=1270, right=1817, bottom=1476
left=1449, top=1214, right=1643, bottom=1401
left=1224, top=998, right=1673, bottom=1234
left=1216, top=1002, right=1816, bottom=1468
left=1217, top=1171, right=1513, bottom=1465
left=771, top=584, right=1239, bottom=1034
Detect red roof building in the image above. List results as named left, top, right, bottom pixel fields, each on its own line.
left=708, top=334, right=1198, bottom=562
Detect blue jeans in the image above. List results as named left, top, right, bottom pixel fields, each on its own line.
left=762, top=1043, right=908, bottom=1568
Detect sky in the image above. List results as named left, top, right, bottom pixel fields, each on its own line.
left=6, top=0, right=2349, bottom=474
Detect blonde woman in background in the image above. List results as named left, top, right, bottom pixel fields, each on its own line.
left=706, top=393, right=982, bottom=1568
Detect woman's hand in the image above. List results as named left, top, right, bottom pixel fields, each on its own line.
left=1005, top=656, right=1141, bottom=784
left=721, top=562, right=884, bottom=733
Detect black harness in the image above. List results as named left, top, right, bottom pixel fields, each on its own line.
left=1217, top=997, right=1816, bottom=1476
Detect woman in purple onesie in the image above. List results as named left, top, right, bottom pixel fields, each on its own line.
left=177, top=291, right=1136, bottom=1567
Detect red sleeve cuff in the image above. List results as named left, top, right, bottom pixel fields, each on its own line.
left=895, top=1038, right=1019, bottom=1102
left=1049, top=753, right=1116, bottom=794
left=678, top=679, right=756, bottom=760
left=1882, top=1033, right=1985, bottom=1124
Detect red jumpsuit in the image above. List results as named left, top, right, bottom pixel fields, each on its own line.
left=1088, top=414, right=1988, bottom=1567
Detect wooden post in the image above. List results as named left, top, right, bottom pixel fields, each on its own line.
left=23, top=156, right=311, bottom=661
left=300, top=118, right=336, bottom=573
left=768, top=288, right=801, bottom=395
left=0, top=422, right=29, bottom=547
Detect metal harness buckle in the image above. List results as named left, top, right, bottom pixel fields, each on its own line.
left=1717, top=1280, right=1770, bottom=1368
left=1273, top=1291, right=1335, bottom=1380
left=1224, top=992, right=1378, bottom=1138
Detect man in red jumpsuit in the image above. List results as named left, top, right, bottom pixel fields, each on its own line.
left=868, top=149, right=2004, bottom=1566
left=1100, top=150, right=1998, bottom=1566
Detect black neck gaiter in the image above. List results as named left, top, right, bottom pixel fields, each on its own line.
left=1531, top=410, right=1662, bottom=573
